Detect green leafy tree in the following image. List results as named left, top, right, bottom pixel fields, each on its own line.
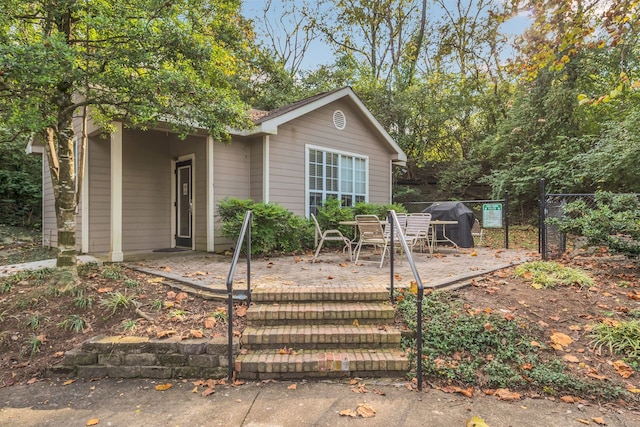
left=552, top=192, right=640, bottom=258
left=0, top=134, right=42, bottom=227
left=0, top=0, right=254, bottom=269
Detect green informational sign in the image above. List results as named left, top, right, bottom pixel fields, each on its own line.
left=482, top=203, right=503, bottom=228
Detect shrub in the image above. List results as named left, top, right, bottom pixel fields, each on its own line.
left=218, top=198, right=313, bottom=255
left=551, top=192, right=640, bottom=258
left=353, top=201, right=407, bottom=219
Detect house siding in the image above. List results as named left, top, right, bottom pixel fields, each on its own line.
left=41, top=155, right=58, bottom=249
left=121, top=130, right=173, bottom=251
left=213, top=139, right=250, bottom=251
left=249, top=137, right=263, bottom=201
left=267, top=99, right=393, bottom=216
left=87, top=136, right=111, bottom=253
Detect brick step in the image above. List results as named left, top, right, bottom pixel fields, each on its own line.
left=241, top=325, right=402, bottom=350
left=250, top=285, right=390, bottom=303
left=234, top=349, right=409, bottom=380
left=246, top=301, right=395, bottom=326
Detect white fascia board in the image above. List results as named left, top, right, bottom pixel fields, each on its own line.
left=25, top=137, right=45, bottom=154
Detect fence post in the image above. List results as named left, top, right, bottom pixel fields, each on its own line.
left=539, top=179, right=546, bottom=260
left=504, top=191, right=509, bottom=249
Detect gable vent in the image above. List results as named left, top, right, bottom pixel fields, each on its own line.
left=333, top=110, right=346, bottom=130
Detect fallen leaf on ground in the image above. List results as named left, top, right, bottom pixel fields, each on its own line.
left=96, top=287, right=113, bottom=293
left=494, top=388, right=521, bottom=401
left=201, top=387, right=215, bottom=397
left=563, top=354, right=580, bottom=363
left=613, top=360, right=634, bottom=379
left=626, top=383, right=640, bottom=393
left=190, top=329, right=203, bottom=338
left=155, top=383, right=173, bottom=391
left=351, top=383, right=369, bottom=393
left=550, top=331, right=573, bottom=349
left=356, top=404, right=376, bottom=418
left=63, top=379, right=76, bottom=386
left=203, top=317, right=216, bottom=329
left=236, top=305, right=247, bottom=317
left=440, top=385, right=474, bottom=398
left=592, top=417, right=606, bottom=425
left=576, top=419, right=590, bottom=425
left=287, top=383, right=297, bottom=390
left=560, top=395, right=578, bottom=403
left=86, top=419, right=99, bottom=426
left=467, top=415, right=490, bottom=427
left=339, top=409, right=357, bottom=417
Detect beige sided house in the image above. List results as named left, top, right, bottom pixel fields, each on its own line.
left=30, top=87, right=407, bottom=262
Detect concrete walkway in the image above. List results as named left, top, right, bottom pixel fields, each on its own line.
left=0, top=255, right=102, bottom=278
left=1, top=377, right=637, bottom=427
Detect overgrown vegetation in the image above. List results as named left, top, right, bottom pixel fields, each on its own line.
left=551, top=192, right=640, bottom=258
left=396, top=289, right=627, bottom=400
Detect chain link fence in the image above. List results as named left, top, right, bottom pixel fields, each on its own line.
left=540, top=193, right=598, bottom=259
left=402, top=196, right=510, bottom=248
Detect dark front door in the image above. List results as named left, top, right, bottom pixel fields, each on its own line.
left=175, top=159, right=192, bottom=248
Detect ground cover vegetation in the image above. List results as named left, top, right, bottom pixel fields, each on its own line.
left=0, top=224, right=243, bottom=386
left=397, top=255, right=640, bottom=404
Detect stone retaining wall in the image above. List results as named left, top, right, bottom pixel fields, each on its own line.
left=55, top=335, right=239, bottom=379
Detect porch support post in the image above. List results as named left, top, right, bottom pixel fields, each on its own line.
left=109, top=122, right=124, bottom=262
left=263, top=135, right=269, bottom=202
left=206, top=136, right=215, bottom=252
left=80, top=139, right=89, bottom=253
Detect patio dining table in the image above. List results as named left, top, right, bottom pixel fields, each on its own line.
left=429, top=220, right=459, bottom=251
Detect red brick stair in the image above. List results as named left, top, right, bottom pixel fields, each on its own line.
left=234, top=284, right=409, bottom=380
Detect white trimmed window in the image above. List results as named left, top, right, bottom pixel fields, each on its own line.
left=308, top=147, right=367, bottom=215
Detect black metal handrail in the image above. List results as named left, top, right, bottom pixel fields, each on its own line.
left=387, top=210, right=425, bottom=391
left=225, top=210, right=252, bottom=382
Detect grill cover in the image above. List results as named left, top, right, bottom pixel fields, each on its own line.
left=422, top=202, right=475, bottom=248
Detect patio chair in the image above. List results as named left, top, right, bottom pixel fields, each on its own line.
left=405, top=213, right=432, bottom=254
left=383, top=212, right=408, bottom=259
left=354, top=215, right=388, bottom=268
left=311, top=213, right=352, bottom=262
left=472, top=218, right=485, bottom=246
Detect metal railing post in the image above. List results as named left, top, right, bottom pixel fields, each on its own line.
left=387, top=210, right=424, bottom=391
left=388, top=210, right=395, bottom=303
left=225, top=210, right=252, bottom=383
left=504, top=191, right=509, bottom=249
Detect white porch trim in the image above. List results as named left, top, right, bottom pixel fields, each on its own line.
left=263, top=135, right=270, bottom=202
left=80, top=140, right=89, bottom=253
left=109, top=122, right=123, bottom=262
left=206, top=136, right=215, bottom=252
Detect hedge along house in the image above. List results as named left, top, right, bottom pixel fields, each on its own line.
left=29, top=87, right=407, bottom=262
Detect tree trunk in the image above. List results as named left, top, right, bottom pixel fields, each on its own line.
left=46, top=121, right=78, bottom=268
